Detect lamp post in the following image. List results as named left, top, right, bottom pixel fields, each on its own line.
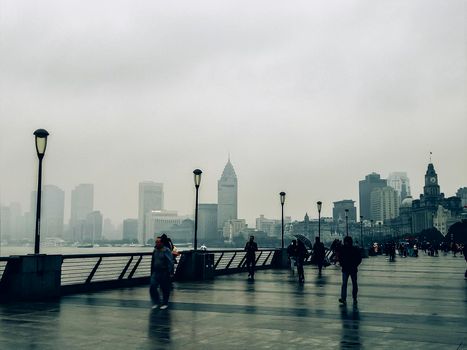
left=370, top=219, right=374, bottom=242
left=317, top=201, right=322, bottom=240
left=193, top=169, right=202, bottom=251
left=345, top=209, right=349, bottom=237
left=360, top=215, right=364, bottom=248
left=378, top=222, right=382, bottom=240
left=280, top=192, right=286, bottom=249
left=33, top=129, right=49, bottom=255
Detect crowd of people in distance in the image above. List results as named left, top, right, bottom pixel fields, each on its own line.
left=148, top=233, right=467, bottom=310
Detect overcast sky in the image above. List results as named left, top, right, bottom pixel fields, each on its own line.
left=1, top=0, right=466, bottom=226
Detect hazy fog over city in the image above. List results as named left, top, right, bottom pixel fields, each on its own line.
left=1, top=0, right=466, bottom=228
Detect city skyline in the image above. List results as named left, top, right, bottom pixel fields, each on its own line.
left=1, top=1, right=465, bottom=228
left=0, top=159, right=465, bottom=231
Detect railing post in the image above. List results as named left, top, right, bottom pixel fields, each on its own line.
left=128, top=255, right=143, bottom=279
left=119, top=256, right=134, bottom=280
left=86, top=257, right=102, bottom=284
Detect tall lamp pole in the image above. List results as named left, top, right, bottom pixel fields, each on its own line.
left=193, top=169, right=202, bottom=251
left=378, top=222, right=382, bottom=240
left=345, top=209, right=349, bottom=237
left=317, top=201, right=322, bottom=240
left=360, top=215, right=364, bottom=247
left=280, top=192, right=286, bottom=249
left=33, top=129, right=49, bottom=255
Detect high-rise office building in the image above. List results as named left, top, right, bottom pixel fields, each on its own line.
left=84, top=210, right=103, bottom=243
left=387, top=172, right=411, bottom=203
left=42, top=185, right=65, bottom=238
left=198, top=204, right=218, bottom=242
left=370, top=186, right=399, bottom=222
left=456, top=187, right=467, bottom=207
left=333, top=200, right=357, bottom=223
left=359, top=173, right=387, bottom=220
left=138, top=182, right=164, bottom=244
left=70, top=184, right=94, bottom=241
left=217, top=159, right=238, bottom=229
left=123, top=219, right=138, bottom=242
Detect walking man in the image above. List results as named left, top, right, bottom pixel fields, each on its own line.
left=313, top=237, right=326, bottom=275
left=244, top=235, right=258, bottom=280
left=338, top=236, right=362, bottom=305
left=295, top=239, right=309, bottom=284
left=150, top=236, right=174, bottom=309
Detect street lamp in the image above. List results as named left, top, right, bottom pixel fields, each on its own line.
left=345, top=209, right=349, bottom=237
left=33, top=129, right=49, bottom=255
left=370, top=219, right=374, bottom=242
left=360, top=215, right=364, bottom=248
left=317, top=201, right=322, bottom=240
left=280, top=192, right=286, bottom=249
left=193, top=169, right=202, bottom=251
left=378, top=222, right=382, bottom=240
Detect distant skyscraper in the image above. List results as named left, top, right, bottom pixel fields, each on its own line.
left=370, top=186, right=399, bottom=222
left=456, top=187, right=467, bottom=207
left=333, top=200, right=357, bottom=223
left=359, top=173, right=387, bottom=220
left=70, top=184, right=94, bottom=241
left=123, top=219, right=138, bottom=242
left=138, top=182, right=164, bottom=244
left=387, top=172, right=411, bottom=203
left=198, top=204, right=218, bottom=242
left=217, top=159, right=238, bottom=229
left=42, top=185, right=65, bottom=238
left=84, top=210, right=103, bottom=243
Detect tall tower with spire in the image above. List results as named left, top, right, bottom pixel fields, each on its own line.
left=217, top=157, right=238, bottom=229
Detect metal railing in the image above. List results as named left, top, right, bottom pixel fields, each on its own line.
left=0, top=258, right=9, bottom=283
left=209, top=249, right=279, bottom=275
left=61, top=252, right=153, bottom=294
left=1, top=248, right=331, bottom=296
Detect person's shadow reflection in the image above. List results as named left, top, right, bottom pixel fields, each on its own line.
left=148, top=308, right=172, bottom=346
left=339, top=304, right=361, bottom=349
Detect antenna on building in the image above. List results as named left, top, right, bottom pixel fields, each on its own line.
left=429, top=151, right=432, bottom=163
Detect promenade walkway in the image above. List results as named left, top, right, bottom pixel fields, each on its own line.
left=0, top=254, right=466, bottom=349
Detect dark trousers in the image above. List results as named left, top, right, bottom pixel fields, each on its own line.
left=341, top=271, right=358, bottom=301
left=246, top=257, right=256, bottom=277
left=297, top=258, right=305, bottom=280
left=150, top=270, right=170, bottom=305
left=317, top=257, right=324, bottom=273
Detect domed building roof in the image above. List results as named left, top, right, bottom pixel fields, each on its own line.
left=401, top=196, right=413, bottom=208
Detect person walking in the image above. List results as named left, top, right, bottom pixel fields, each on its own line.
left=338, top=236, right=362, bottom=305
left=150, top=236, right=175, bottom=310
left=313, top=237, right=326, bottom=275
left=296, top=239, right=309, bottom=284
left=287, top=240, right=298, bottom=274
left=244, top=236, right=258, bottom=280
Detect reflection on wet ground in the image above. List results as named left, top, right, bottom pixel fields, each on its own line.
left=0, top=254, right=466, bottom=349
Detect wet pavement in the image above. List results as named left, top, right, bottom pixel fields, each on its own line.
left=0, top=254, right=466, bottom=349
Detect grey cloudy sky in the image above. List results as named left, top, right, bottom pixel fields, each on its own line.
left=1, top=0, right=466, bottom=226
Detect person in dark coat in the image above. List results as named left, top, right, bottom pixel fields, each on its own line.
left=296, top=239, right=309, bottom=284
left=150, top=237, right=174, bottom=309
left=338, top=236, right=362, bottom=305
left=244, top=236, right=258, bottom=280
left=313, top=237, right=326, bottom=275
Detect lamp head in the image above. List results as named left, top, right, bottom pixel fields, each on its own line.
left=33, top=129, right=49, bottom=158
left=193, top=169, right=202, bottom=187
left=280, top=192, right=286, bottom=205
left=317, top=201, right=322, bottom=212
